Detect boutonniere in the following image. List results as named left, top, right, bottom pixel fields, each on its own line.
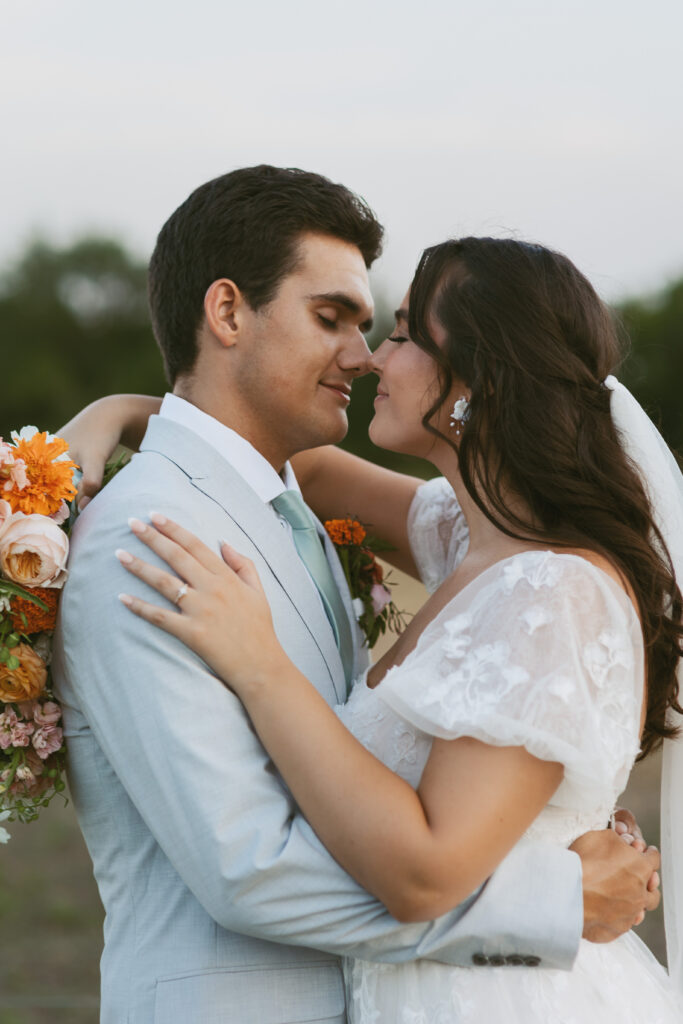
left=324, top=517, right=408, bottom=649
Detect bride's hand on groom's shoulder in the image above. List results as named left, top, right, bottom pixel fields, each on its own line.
left=116, top=513, right=290, bottom=696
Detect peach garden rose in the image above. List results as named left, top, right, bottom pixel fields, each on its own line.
left=0, top=644, right=48, bottom=703
left=0, top=512, right=69, bottom=589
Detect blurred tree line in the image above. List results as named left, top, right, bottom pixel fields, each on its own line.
left=1, top=237, right=681, bottom=469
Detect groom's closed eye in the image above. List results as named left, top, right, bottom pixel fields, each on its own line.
left=308, top=291, right=374, bottom=334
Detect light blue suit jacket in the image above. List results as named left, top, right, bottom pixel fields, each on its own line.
left=52, top=416, right=582, bottom=1023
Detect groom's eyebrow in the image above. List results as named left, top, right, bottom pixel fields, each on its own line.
left=308, top=291, right=374, bottom=332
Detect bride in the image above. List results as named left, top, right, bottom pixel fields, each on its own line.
left=65, top=237, right=683, bottom=1020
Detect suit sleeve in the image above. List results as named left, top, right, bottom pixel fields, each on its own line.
left=54, top=488, right=583, bottom=969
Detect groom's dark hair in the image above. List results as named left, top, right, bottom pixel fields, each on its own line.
left=148, top=165, right=384, bottom=383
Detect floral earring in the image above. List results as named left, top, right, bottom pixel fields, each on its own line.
left=449, top=396, right=471, bottom=435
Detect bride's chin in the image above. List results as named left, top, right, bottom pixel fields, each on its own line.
left=368, top=416, right=416, bottom=457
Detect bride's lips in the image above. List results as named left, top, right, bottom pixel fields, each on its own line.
left=374, top=387, right=389, bottom=404
left=320, top=381, right=352, bottom=404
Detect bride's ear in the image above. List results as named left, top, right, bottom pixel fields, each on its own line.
left=203, top=279, right=244, bottom=350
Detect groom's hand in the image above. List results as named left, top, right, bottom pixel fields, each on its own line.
left=570, top=829, right=661, bottom=943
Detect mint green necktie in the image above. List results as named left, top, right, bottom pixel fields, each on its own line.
left=272, top=490, right=354, bottom=686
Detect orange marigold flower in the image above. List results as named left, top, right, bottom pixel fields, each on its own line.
left=0, top=643, right=48, bottom=703
left=5, top=433, right=78, bottom=516
left=9, top=587, right=59, bottom=634
left=324, top=518, right=367, bottom=546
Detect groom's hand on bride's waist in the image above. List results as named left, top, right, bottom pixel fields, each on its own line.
left=569, top=829, right=661, bottom=943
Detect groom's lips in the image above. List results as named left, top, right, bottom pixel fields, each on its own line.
left=320, top=381, right=352, bottom=403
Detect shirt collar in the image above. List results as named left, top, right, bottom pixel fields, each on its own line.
left=159, top=393, right=300, bottom=503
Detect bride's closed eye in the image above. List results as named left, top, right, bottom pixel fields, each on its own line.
left=388, top=335, right=409, bottom=343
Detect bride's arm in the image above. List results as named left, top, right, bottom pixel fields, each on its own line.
left=118, top=514, right=562, bottom=923
left=59, top=393, right=425, bottom=573
left=292, top=446, right=423, bottom=576
left=59, top=394, right=162, bottom=504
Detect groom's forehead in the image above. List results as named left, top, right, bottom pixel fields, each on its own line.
left=289, top=234, right=374, bottom=318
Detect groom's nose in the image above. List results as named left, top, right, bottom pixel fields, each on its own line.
left=338, top=330, right=373, bottom=376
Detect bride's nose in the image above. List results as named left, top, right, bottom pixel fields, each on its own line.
left=368, top=339, right=390, bottom=374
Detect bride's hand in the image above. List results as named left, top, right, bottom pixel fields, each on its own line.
left=116, top=513, right=289, bottom=695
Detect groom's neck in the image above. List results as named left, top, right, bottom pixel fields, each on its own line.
left=172, top=382, right=290, bottom=473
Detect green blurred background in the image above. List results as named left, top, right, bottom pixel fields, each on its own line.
left=0, top=236, right=681, bottom=1021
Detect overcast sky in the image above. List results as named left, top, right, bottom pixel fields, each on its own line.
left=3, top=0, right=682, bottom=303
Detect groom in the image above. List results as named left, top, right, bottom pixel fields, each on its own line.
left=53, top=166, right=659, bottom=1024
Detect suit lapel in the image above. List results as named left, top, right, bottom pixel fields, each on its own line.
left=140, top=417, right=348, bottom=705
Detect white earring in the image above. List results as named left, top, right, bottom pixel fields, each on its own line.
left=449, top=396, right=471, bottom=435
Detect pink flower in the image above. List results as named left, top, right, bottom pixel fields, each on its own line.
left=1, top=749, right=49, bottom=797
left=10, top=719, right=35, bottom=747
left=0, top=707, right=18, bottom=749
left=0, top=513, right=69, bottom=589
left=50, top=501, right=70, bottom=526
left=370, top=582, right=392, bottom=616
left=32, top=723, right=63, bottom=759
left=16, top=700, right=37, bottom=720
left=0, top=442, right=28, bottom=493
left=33, top=701, right=61, bottom=726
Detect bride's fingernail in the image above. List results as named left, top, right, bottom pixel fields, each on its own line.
left=115, top=549, right=133, bottom=564
left=118, top=593, right=134, bottom=607
left=149, top=511, right=167, bottom=525
left=128, top=517, right=145, bottom=534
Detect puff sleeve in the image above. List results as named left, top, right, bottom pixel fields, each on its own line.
left=377, top=551, right=644, bottom=810
left=407, top=477, right=470, bottom=593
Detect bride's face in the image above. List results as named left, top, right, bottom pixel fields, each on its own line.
left=368, top=290, right=469, bottom=458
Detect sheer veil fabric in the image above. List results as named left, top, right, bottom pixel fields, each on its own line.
left=605, top=376, right=683, bottom=991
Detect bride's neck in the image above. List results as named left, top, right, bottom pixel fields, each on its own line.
left=434, top=447, right=535, bottom=558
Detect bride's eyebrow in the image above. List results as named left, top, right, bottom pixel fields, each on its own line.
left=394, top=308, right=409, bottom=326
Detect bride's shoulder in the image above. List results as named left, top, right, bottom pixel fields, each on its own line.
left=461, top=548, right=641, bottom=653
left=501, top=546, right=636, bottom=612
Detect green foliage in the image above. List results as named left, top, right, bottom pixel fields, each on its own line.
left=0, top=237, right=166, bottom=437
left=617, top=280, right=683, bottom=452
left=0, top=235, right=681, bottom=462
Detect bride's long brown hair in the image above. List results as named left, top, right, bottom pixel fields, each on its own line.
left=409, top=237, right=682, bottom=758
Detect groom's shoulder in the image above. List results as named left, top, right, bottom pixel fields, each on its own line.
left=69, top=450, right=201, bottom=560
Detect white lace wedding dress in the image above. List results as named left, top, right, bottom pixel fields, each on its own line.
left=335, top=478, right=683, bottom=1023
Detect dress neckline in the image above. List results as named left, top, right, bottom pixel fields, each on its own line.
left=366, top=549, right=640, bottom=692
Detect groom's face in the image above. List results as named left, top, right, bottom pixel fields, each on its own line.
left=236, top=233, right=375, bottom=461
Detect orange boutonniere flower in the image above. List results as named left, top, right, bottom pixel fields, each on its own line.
left=324, top=518, right=367, bottom=546
left=324, top=516, right=408, bottom=649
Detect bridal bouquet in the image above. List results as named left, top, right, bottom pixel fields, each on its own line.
left=324, top=517, right=408, bottom=648
left=0, top=427, right=79, bottom=843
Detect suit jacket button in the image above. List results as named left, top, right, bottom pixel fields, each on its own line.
left=506, top=954, right=525, bottom=965
left=524, top=955, right=541, bottom=966
left=489, top=955, right=506, bottom=966
left=471, top=953, right=489, bottom=965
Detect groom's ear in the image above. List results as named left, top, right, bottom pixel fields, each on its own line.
left=203, top=279, right=245, bottom=349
